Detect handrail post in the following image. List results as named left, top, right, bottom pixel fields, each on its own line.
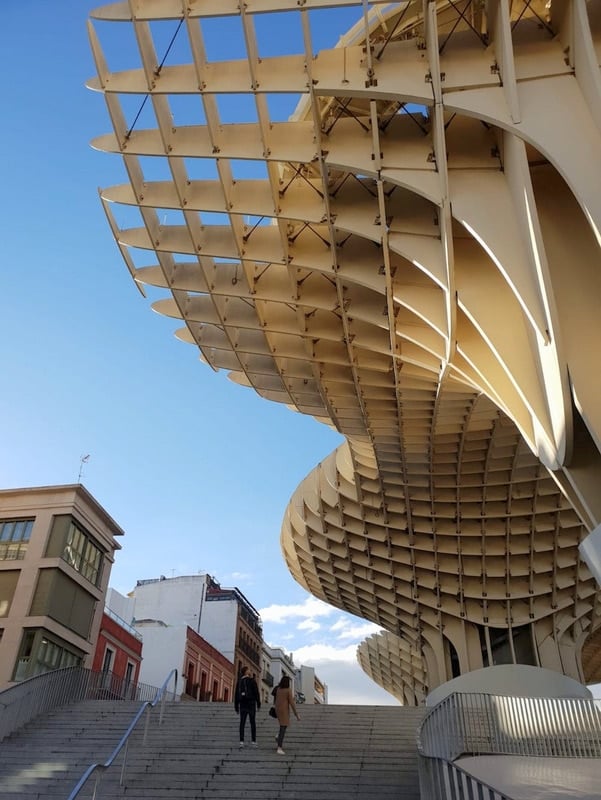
left=160, top=685, right=166, bottom=726
left=160, top=668, right=177, bottom=727
left=120, top=737, right=129, bottom=786
left=143, top=703, right=151, bottom=745
left=91, top=772, right=100, bottom=800
left=66, top=667, right=178, bottom=799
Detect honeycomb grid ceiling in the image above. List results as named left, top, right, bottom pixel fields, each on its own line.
left=88, top=0, right=601, bottom=701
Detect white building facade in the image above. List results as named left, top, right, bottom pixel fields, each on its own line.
left=132, top=574, right=209, bottom=633
left=295, top=664, right=328, bottom=705
left=108, top=575, right=262, bottom=693
left=261, top=643, right=295, bottom=704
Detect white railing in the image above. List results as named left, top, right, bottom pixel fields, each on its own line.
left=0, top=666, right=160, bottom=743
left=419, top=756, right=512, bottom=800
left=67, top=668, right=178, bottom=800
left=417, top=692, right=601, bottom=761
left=103, top=605, right=143, bottom=641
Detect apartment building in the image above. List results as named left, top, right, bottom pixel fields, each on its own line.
left=0, top=485, right=123, bottom=689
left=203, top=578, right=263, bottom=681
left=295, top=664, right=328, bottom=705
left=261, top=643, right=295, bottom=705
left=111, top=575, right=259, bottom=696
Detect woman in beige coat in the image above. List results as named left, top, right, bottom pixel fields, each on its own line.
left=272, top=675, right=300, bottom=754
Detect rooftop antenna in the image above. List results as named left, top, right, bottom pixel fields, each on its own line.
left=78, top=454, right=90, bottom=482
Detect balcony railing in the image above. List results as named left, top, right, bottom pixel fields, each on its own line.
left=104, top=605, right=143, bottom=641
left=237, top=638, right=260, bottom=665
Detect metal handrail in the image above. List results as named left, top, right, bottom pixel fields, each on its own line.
left=417, top=691, right=601, bottom=761
left=416, top=691, right=601, bottom=800
left=0, top=666, right=160, bottom=743
left=0, top=666, right=88, bottom=743
left=418, top=752, right=514, bottom=800
left=67, top=668, right=178, bottom=800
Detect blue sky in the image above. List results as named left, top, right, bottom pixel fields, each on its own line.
left=0, top=0, right=397, bottom=704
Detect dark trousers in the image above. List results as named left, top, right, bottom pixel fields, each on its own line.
left=239, top=703, right=257, bottom=742
left=277, top=724, right=287, bottom=747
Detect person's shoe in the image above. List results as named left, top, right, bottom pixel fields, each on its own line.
left=239, top=741, right=244, bottom=748
left=277, top=747, right=286, bottom=755
left=251, top=741, right=258, bottom=748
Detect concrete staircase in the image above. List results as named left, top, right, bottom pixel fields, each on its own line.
left=0, top=700, right=427, bottom=799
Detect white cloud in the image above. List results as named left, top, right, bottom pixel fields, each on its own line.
left=261, top=601, right=398, bottom=706
left=229, top=571, right=252, bottom=581
left=297, top=618, right=321, bottom=633
left=260, top=596, right=335, bottom=623
left=293, top=642, right=358, bottom=663
left=333, top=621, right=381, bottom=640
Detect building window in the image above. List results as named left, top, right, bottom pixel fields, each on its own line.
left=488, top=627, right=513, bottom=665
left=186, top=662, right=195, bottom=697
left=477, top=624, right=537, bottom=668
left=63, top=520, right=103, bottom=586
left=124, top=661, right=135, bottom=699
left=512, top=624, right=537, bottom=666
left=101, top=646, right=114, bottom=674
left=0, top=571, right=20, bottom=617
left=0, top=519, right=34, bottom=561
left=100, top=646, right=115, bottom=690
left=13, top=629, right=82, bottom=682
left=445, top=637, right=461, bottom=678
left=30, top=569, right=96, bottom=639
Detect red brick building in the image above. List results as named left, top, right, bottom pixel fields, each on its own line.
left=183, top=627, right=234, bottom=702
left=92, top=607, right=142, bottom=692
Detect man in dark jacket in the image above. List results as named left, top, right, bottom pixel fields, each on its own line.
left=234, top=665, right=261, bottom=747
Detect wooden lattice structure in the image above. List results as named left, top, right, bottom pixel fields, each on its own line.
left=88, top=0, right=601, bottom=702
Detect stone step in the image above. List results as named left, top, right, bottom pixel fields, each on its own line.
left=2, top=701, right=426, bottom=800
